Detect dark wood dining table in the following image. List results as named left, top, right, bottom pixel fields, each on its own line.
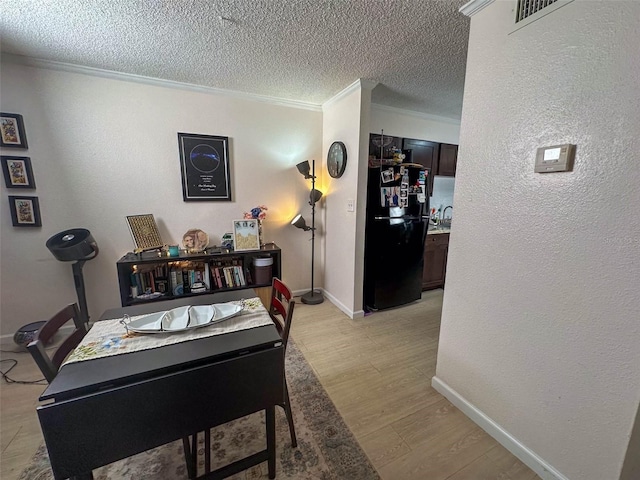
left=37, top=291, right=284, bottom=480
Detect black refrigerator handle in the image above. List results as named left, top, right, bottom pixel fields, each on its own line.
left=373, top=216, right=428, bottom=220
left=421, top=218, right=429, bottom=247
left=422, top=193, right=430, bottom=247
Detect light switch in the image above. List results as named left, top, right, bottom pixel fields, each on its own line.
left=347, top=199, right=355, bottom=212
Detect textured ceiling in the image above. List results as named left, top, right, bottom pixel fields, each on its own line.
left=0, top=0, right=470, bottom=119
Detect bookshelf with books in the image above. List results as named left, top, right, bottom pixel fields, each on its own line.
left=116, top=244, right=281, bottom=306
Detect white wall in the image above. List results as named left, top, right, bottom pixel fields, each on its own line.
left=0, top=62, right=322, bottom=337
left=435, top=1, right=640, bottom=480
left=370, top=104, right=460, bottom=145
left=322, top=81, right=372, bottom=316
left=431, top=176, right=456, bottom=218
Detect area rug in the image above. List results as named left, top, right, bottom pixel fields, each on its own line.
left=19, top=340, right=380, bottom=479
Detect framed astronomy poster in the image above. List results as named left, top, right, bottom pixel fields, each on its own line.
left=178, top=133, right=232, bottom=201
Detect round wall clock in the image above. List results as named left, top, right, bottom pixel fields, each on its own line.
left=327, top=141, right=347, bottom=178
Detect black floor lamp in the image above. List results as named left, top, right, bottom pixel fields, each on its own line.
left=291, top=159, right=324, bottom=305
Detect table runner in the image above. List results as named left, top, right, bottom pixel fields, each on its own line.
left=63, top=297, right=273, bottom=366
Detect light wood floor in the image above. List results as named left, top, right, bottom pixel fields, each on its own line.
left=291, top=289, right=539, bottom=480
left=0, top=289, right=539, bottom=480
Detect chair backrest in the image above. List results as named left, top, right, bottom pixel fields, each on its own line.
left=268, top=278, right=295, bottom=351
left=27, top=303, right=88, bottom=383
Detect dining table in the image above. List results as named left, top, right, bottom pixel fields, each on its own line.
left=37, top=290, right=284, bottom=480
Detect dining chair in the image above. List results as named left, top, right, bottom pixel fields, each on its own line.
left=30, top=304, right=195, bottom=480
left=28, top=304, right=96, bottom=480
left=268, top=276, right=297, bottom=448
left=184, top=279, right=297, bottom=478
left=27, top=303, right=89, bottom=383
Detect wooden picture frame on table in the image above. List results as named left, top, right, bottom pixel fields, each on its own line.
left=126, top=214, right=164, bottom=252
left=232, top=219, right=260, bottom=251
left=8, top=196, right=41, bottom=227
left=0, top=113, right=28, bottom=149
left=177, top=133, right=232, bottom=202
left=2, top=156, right=35, bottom=188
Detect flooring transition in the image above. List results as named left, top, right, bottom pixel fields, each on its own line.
left=0, top=289, right=539, bottom=480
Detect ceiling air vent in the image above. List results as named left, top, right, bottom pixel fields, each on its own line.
left=511, top=0, right=574, bottom=32
left=516, top=0, right=558, bottom=22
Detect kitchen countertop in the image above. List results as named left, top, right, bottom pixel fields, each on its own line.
left=427, top=226, right=451, bottom=235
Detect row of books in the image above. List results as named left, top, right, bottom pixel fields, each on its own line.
left=130, top=269, right=169, bottom=295
left=130, top=257, right=255, bottom=298
left=170, top=264, right=208, bottom=294
left=210, top=265, right=250, bottom=289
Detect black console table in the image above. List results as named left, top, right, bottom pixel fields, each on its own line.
left=116, top=244, right=281, bottom=307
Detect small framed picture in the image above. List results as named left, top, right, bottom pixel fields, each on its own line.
left=232, top=219, right=260, bottom=251
left=182, top=228, right=209, bottom=252
left=8, top=196, right=41, bottom=227
left=381, top=168, right=394, bottom=183
left=381, top=186, right=401, bottom=207
left=126, top=214, right=164, bottom=252
left=2, top=156, right=35, bottom=188
left=0, top=113, right=28, bottom=149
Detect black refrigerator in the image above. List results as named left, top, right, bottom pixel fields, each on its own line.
left=363, top=163, right=429, bottom=311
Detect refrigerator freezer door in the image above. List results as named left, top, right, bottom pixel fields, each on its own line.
left=364, top=219, right=426, bottom=310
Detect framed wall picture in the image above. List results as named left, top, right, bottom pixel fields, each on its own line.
left=1, top=156, right=35, bottom=188
left=0, top=113, right=28, bottom=149
left=126, top=214, right=164, bottom=252
left=177, top=133, right=232, bottom=201
left=232, top=219, right=260, bottom=251
left=8, top=196, right=41, bottom=227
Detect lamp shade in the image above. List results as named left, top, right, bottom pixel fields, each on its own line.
left=291, top=214, right=311, bottom=231
left=309, top=189, right=323, bottom=205
left=296, top=160, right=311, bottom=178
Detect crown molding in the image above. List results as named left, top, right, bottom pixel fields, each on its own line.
left=371, top=103, right=461, bottom=125
left=1, top=53, right=323, bottom=112
left=322, top=79, right=379, bottom=110
left=359, top=79, right=378, bottom=91
left=459, top=0, right=495, bottom=17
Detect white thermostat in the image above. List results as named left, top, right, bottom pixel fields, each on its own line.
left=535, top=144, right=575, bottom=173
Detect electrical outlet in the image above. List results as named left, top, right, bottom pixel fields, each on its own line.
left=347, top=199, right=355, bottom=212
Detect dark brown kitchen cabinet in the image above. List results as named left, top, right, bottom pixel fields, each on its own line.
left=438, top=144, right=458, bottom=176
left=403, top=138, right=440, bottom=193
left=423, top=233, right=449, bottom=290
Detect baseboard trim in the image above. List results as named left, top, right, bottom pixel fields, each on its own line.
left=322, top=290, right=364, bottom=319
left=431, top=376, right=569, bottom=480
left=0, top=332, right=20, bottom=347
left=291, top=288, right=363, bottom=319
left=0, top=325, right=75, bottom=350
